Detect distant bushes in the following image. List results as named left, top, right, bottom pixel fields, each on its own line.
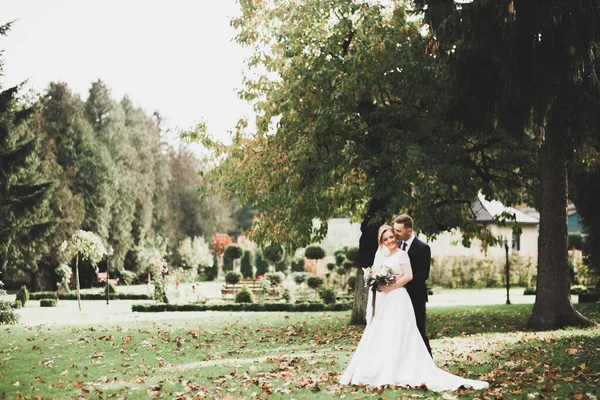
left=29, top=292, right=151, bottom=300
left=430, top=254, right=536, bottom=289
left=132, top=302, right=353, bottom=313
left=40, top=299, right=57, bottom=307
left=0, top=281, right=19, bottom=325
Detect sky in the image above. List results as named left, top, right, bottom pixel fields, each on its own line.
left=1, top=0, right=254, bottom=143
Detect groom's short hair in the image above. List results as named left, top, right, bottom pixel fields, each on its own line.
left=394, top=214, right=413, bottom=229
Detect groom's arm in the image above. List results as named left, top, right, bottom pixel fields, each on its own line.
left=412, top=243, right=431, bottom=283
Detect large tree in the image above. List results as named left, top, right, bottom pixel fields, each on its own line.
left=0, top=23, right=55, bottom=280
left=203, top=0, right=535, bottom=323
left=416, top=0, right=599, bottom=329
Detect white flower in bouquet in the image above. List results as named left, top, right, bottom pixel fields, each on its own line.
left=362, top=265, right=396, bottom=288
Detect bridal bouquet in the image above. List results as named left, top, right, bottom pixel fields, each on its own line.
left=362, top=265, right=396, bottom=288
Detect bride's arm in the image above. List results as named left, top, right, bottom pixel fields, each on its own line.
left=379, top=262, right=413, bottom=293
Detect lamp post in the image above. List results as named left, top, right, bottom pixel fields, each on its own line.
left=106, top=246, right=114, bottom=305
left=504, top=239, right=511, bottom=305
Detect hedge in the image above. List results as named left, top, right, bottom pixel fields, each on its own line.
left=132, top=301, right=353, bottom=313
left=29, top=292, right=151, bottom=300
left=40, top=299, right=57, bottom=307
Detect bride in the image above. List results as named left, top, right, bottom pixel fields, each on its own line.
left=339, top=224, right=489, bottom=391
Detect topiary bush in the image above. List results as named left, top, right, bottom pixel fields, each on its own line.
left=345, top=247, right=360, bottom=263
left=266, top=272, right=283, bottom=286
left=15, top=285, right=30, bottom=307
left=327, top=263, right=335, bottom=272
left=263, top=244, right=284, bottom=264
left=117, top=269, right=136, bottom=285
left=255, top=251, right=269, bottom=276
left=240, top=250, right=254, bottom=278
left=235, top=286, right=254, bottom=303
left=153, top=280, right=169, bottom=304
left=319, top=288, right=337, bottom=305
left=40, top=299, right=57, bottom=307
left=347, top=275, right=356, bottom=290
left=103, top=281, right=118, bottom=295
left=0, top=281, right=19, bottom=325
left=304, top=245, right=326, bottom=260
left=225, top=271, right=242, bottom=285
left=292, top=272, right=308, bottom=284
left=224, top=244, right=244, bottom=260
left=291, top=258, right=305, bottom=272
left=306, top=276, right=324, bottom=290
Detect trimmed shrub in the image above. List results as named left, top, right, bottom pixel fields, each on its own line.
left=204, top=259, right=218, bottom=281
left=0, top=301, right=19, bottom=324
left=319, top=288, right=337, bottom=305
left=117, top=269, right=136, bottom=285
left=224, top=244, right=244, bottom=260
left=281, top=288, right=292, bottom=303
left=305, top=245, right=326, bottom=260
left=40, top=299, right=57, bottom=307
left=266, top=272, right=283, bottom=286
left=153, top=280, right=169, bottom=304
left=347, top=275, right=356, bottom=290
left=292, top=272, right=308, bottom=284
left=255, top=251, right=269, bottom=276
left=235, top=286, right=254, bottom=303
left=306, top=276, right=324, bottom=290
left=263, top=244, right=284, bottom=264
left=275, top=260, right=288, bottom=274
left=223, top=254, right=234, bottom=272
left=225, top=271, right=242, bottom=285
left=343, top=261, right=354, bottom=272
left=0, top=281, right=18, bottom=325
left=345, top=247, right=360, bottom=263
left=16, top=285, right=30, bottom=307
left=291, top=258, right=305, bottom=272
left=327, top=263, right=335, bottom=272
left=240, top=250, right=254, bottom=278
left=103, top=282, right=118, bottom=295
left=131, top=302, right=353, bottom=313
left=29, top=291, right=58, bottom=300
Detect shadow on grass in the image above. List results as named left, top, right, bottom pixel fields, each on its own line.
left=428, top=303, right=600, bottom=339
left=468, top=329, right=600, bottom=399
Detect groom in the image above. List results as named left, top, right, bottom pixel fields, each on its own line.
left=394, top=214, right=432, bottom=357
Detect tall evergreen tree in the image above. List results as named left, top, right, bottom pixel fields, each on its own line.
left=0, top=22, right=55, bottom=279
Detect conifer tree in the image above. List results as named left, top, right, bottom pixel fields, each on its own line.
left=0, top=22, right=55, bottom=277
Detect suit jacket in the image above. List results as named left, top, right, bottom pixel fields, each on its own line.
left=403, top=237, right=431, bottom=303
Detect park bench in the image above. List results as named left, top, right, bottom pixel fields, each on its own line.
left=97, top=272, right=119, bottom=286
left=221, top=278, right=275, bottom=297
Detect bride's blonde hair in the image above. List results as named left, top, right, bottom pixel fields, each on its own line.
left=378, top=224, right=395, bottom=246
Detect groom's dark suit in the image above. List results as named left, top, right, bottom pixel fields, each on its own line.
left=402, top=236, right=432, bottom=356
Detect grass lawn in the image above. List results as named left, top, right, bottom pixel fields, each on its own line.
left=1, top=303, right=598, bottom=399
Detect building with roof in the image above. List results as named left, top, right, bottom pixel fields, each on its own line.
left=426, top=194, right=540, bottom=260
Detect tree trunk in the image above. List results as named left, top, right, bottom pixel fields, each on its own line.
left=526, top=119, right=595, bottom=329
left=217, top=255, right=224, bottom=279
left=75, top=254, right=82, bottom=311
left=351, top=216, right=384, bottom=325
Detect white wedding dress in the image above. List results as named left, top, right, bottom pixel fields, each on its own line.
left=339, top=248, right=489, bottom=391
